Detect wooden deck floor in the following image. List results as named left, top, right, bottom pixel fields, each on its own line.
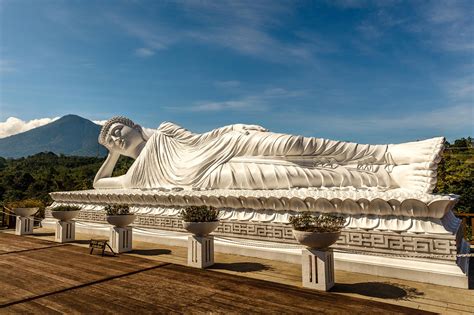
left=0, top=233, right=432, bottom=314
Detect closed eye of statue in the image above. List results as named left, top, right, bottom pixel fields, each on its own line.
left=111, top=126, right=122, bottom=137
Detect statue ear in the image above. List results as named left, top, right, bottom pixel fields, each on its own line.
left=134, top=125, right=149, bottom=141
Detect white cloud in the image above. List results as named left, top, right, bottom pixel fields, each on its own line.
left=444, top=76, right=474, bottom=101
left=0, top=117, right=60, bottom=138
left=169, top=87, right=306, bottom=112
left=329, top=0, right=399, bottom=9
left=0, top=59, right=16, bottom=73
left=92, top=120, right=107, bottom=126
left=135, top=47, right=155, bottom=57
left=412, top=1, right=474, bottom=52
left=190, top=99, right=261, bottom=112
left=277, top=103, right=473, bottom=141
left=107, top=2, right=325, bottom=64
left=107, top=13, right=177, bottom=55
left=213, top=80, right=240, bottom=88
left=356, top=21, right=382, bottom=39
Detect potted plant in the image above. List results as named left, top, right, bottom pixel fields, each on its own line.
left=104, top=204, right=136, bottom=228
left=180, top=206, right=220, bottom=236
left=51, top=205, right=81, bottom=222
left=289, top=212, right=345, bottom=249
left=6, top=199, right=44, bottom=218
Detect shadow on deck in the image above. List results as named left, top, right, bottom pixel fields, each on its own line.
left=0, top=232, right=431, bottom=314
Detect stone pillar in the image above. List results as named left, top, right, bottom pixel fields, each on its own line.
left=302, top=248, right=335, bottom=291
left=187, top=235, right=214, bottom=268
left=55, top=221, right=75, bottom=243
left=110, top=226, right=133, bottom=253
left=15, top=217, right=34, bottom=235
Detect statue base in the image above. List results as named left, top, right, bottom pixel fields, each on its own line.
left=110, top=226, right=133, bottom=253
left=302, top=248, right=335, bottom=291
left=46, top=188, right=469, bottom=288
left=188, top=235, right=214, bottom=268
left=55, top=221, right=75, bottom=243
left=16, top=217, right=34, bottom=235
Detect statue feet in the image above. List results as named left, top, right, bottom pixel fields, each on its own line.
left=390, top=162, right=438, bottom=193
left=387, top=137, right=444, bottom=165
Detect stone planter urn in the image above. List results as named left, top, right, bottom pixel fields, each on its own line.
left=292, top=230, right=341, bottom=249
left=106, top=214, right=136, bottom=253
left=106, top=214, right=136, bottom=228
left=183, top=221, right=219, bottom=268
left=51, top=210, right=80, bottom=222
left=182, top=221, right=219, bottom=236
left=293, top=229, right=341, bottom=292
left=12, top=207, right=38, bottom=236
left=12, top=207, right=39, bottom=218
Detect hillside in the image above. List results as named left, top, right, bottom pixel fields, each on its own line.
left=0, top=114, right=107, bottom=158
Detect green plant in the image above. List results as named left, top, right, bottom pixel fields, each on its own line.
left=465, top=225, right=472, bottom=242
left=180, top=206, right=219, bottom=222
left=289, top=212, right=345, bottom=232
left=6, top=198, right=44, bottom=209
left=104, top=204, right=131, bottom=216
left=51, top=205, right=81, bottom=212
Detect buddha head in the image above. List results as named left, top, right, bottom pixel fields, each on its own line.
left=99, top=116, right=149, bottom=158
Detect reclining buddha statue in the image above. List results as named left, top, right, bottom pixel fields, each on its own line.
left=93, top=116, right=444, bottom=193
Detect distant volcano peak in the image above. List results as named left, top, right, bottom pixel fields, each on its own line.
left=0, top=115, right=107, bottom=158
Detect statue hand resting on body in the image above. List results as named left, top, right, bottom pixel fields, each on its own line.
left=93, top=116, right=444, bottom=193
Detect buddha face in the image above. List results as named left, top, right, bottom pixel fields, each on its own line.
left=104, top=123, right=146, bottom=158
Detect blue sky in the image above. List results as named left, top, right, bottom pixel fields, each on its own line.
left=0, top=0, right=473, bottom=143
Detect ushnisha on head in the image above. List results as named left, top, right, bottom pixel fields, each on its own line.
left=98, top=116, right=149, bottom=158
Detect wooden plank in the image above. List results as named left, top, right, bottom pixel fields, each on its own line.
left=0, top=233, right=58, bottom=253
left=0, top=233, right=433, bottom=314
left=15, top=261, right=429, bottom=314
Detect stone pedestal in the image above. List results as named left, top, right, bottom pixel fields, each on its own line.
left=15, top=217, right=34, bottom=235
left=110, top=226, right=133, bottom=253
left=188, top=235, right=214, bottom=268
left=55, top=221, right=75, bottom=243
left=302, top=248, right=335, bottom=291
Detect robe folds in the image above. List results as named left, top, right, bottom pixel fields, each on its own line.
left=127, top=122, right=391, bottom=190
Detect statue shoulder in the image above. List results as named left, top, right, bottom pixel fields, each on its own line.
left=158, top=121, right=180, bottom=130
left=157, top=121, right=190, bottom=137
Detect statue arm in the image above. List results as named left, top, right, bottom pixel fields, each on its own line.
left=93, top=152, right=125, bottom=189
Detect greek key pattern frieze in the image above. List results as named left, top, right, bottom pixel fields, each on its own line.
left=46, top=210, right=456, bottom=259
left=214, top=222, right=295, bottom=242
left=335, top=231, right=456, bottom=257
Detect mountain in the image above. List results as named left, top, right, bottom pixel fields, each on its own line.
left=0, top=114, right=107, bottom=158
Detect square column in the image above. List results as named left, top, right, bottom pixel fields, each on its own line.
left=15, top=217, right=34, bottom=235
left=55, top=221, right=75, bottom=243
left=302, top=248, right=335, bottom=291
left=187, top=235, right=214, bottom=268
left=110, top=226, right=133, bottom=253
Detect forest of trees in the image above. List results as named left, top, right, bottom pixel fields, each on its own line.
left=0, top=138, right=472, bottom=213
left=0, top=152, right=133, bottom=207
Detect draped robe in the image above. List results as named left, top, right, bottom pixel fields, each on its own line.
left=127, top=122, right=391, bottom=190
